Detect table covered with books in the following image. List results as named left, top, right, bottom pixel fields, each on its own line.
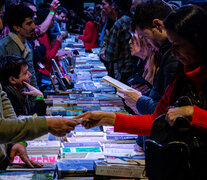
left=0, top=35, right=147, bottom=180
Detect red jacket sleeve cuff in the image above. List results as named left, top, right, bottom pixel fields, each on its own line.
left=191, top=105, right=207, bottom=131
left=114, top=113, right=152, bottom=136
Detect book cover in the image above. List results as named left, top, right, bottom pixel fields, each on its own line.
left=73, top=132, right=105, bottom=137
left=56, top=159, right=95, bottom=178
left=61, top=147, right=102, bottom=154
left=62, top=142, right=101, bottom=148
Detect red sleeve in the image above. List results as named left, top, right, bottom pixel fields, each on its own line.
left=114, top=83, right=173, bottom=136
left=46, top=39, right=61, bottom=61
left=191, top=105, right=207, bottom=131
left=78, top=22, right=93, bottom=43
left=38, top=34, right=61, bottom=62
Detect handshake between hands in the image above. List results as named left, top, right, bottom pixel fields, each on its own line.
left=46, top=111, right=116, bottom=137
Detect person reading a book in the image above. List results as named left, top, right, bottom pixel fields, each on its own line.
left=76, top=4, right=207, bottom=178
left=0, top=55, right=47, bottom=116
left=116, top=0, right=181, bottom=149
left=127, top=26, right=156, bottom=115
left=117, top=0, right=181, bottom=150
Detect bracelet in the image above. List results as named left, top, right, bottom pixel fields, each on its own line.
left=49, top=11, right=55, bottom=15
left=36, top=96, right=44, bottom=101
left=19, top=142, right=28, bottom=147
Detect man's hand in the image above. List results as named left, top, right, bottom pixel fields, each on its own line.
left=46, top=117, right=78, bottom=136
left=10, top=143, right=43, bottom=168
left=22, top=81, right=43, bottom=97
left=50, top=0, right=60, bottom=13
left=74, top=111, right=116, bottom=129
left=165, top=106, right=194, bottom=126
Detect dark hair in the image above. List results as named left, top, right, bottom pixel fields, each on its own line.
left=164, top=4, right=207, bottom=61
left=105, top=0, right=113, bottom=5
left=113, top=0, right=132, bottom=14
left=111, top=0, right=132, bottom=18
left=20, top=0, right=35, bottom=7
left=0, top=55, right=28, bottom=85
left=0, top=0, right=5, bottom=8
left=84, top=10, right=95, bottom=22
left=36, top=8, right=50, bottom=25
left=134, top=0, right=172, bottom=30
left=57, top=7, right=68, bottom=15
left=6, top=4, right=34, bottom=32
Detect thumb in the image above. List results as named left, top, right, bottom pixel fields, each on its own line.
left=117, top=89, right=126, bottom=93
left=9, top=149, right=16, bottom=163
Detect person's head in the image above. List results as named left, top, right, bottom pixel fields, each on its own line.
left=36, top=8, right=55, bottom=28
left=101, top=0, right=115, bottom=17
left=20, top=0, right=37, bottom=19
left=129, top=31, right=148, bottom=60
left=113, top=0, right=132, bottom=16
left=69, top=9, right=76, bottom=17
left=83, top=10, right=95, bottom=22
left=0, top=55, right=32, bottom=90
left=56, top=7, right=68, bottom=22
left=6, top=4, right=35, bottom=41
left=134, top=0, right=172, bottom=51
left=94, top=4, right=102, bottom=16
left=164, top=5, right=207, bottom=67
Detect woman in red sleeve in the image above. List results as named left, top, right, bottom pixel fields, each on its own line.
left=76, top=5, right=207, bottom=140
left=78, top=11, right=98, bottom=53
left=36, top=8, right=62, bottom=75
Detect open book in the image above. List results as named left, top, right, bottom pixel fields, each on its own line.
left=102, top=76, right=136, bottom=98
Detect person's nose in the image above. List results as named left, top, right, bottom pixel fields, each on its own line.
left=32, top=22, right=36, bottom=30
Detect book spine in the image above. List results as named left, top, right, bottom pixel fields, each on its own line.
left=95, top=165, right=144, bottom=178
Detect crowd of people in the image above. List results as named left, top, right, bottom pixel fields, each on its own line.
left=0, top=0, right=207, bottom=179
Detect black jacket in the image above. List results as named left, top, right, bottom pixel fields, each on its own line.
left=2, top=84, right=47, bottom=116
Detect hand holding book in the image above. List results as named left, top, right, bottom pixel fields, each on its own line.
left=118, top=89, right=142, bottom=113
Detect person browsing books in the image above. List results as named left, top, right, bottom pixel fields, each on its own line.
left=75, top=4, right=207, bottom=179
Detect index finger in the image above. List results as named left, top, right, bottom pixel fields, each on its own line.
left=20, top=154, right=34, bottom=168
left=23, top=81, right=32, bottom=89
